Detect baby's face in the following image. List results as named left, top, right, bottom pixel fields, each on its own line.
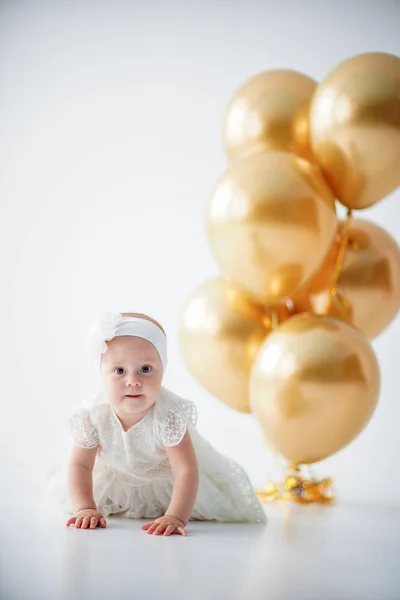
left=100, top=336, right=163, bottom=420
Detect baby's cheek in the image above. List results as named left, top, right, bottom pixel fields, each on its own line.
left=151, top=376, right=162, bottom=388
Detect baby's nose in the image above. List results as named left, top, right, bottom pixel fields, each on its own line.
left=127, top=375, right=141, bottom=387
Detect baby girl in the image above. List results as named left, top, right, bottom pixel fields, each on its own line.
left=46, top=312, right=266, bottom=535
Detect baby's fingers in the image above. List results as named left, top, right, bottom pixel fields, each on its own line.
left=154, top=524, right=167, bottom=535
left=146, top=523, right=159, bottom=535
left=93, top=516, right=107, bottom=529
left=66, top=517, right=76, bottom=527
left=82, top=516, right=92, bottom=529
left=163, top=525, right=176, bottom=536
left=74, top=516, right=84, bottom=528
left=177, top=526, right=188, bottom=537
left=141, top=521, right=153, bottom=531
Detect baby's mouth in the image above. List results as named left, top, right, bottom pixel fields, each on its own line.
left=125, top=394, right=142, bottom=398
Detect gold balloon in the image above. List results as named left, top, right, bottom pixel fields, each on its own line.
left=250, top=314, right=380, bottom=464
left=223, top=69, right=317, bottom=162
left=310, top=52, right=400, bottom=209
left=294, top=220, right=400, bottom=339
left=206, top=150, right=337, bottom=305
left=179, top=277, right=290, bottom=413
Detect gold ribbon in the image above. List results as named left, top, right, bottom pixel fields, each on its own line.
left=327, top=208, right=353, bottom=312
left=256, top=464, right=335, bottom=504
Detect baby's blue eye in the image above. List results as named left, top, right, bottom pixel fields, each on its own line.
left=113, top=367, right=125, bottom=375
left=140, top=365, right=152, bottom=374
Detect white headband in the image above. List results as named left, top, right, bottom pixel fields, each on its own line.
left=87, top=312, right=167, bottom=371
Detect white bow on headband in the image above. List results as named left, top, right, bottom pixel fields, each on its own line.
left=86, top=312, right=168, bottom=370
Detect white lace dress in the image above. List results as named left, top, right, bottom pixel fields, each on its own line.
left=45, top=387, right=266, bottom=523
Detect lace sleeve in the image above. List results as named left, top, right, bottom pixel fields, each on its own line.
left=160, top=402, right=197, bottom=447
left=69, top=409, right=99, bottom=449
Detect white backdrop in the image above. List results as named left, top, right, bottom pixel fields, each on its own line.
left=1, top=0, right=399, bottom=506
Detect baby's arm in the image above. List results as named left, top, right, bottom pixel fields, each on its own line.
left=68, top=444, right=97, bottom=511
left=142, top=430, right=199, bottom=536
left=65, top=445, right=106, bottom=529
left=165, top=430, right=199, bottom=524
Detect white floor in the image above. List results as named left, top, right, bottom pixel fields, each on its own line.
left=1, top=494, right=400, bottom=600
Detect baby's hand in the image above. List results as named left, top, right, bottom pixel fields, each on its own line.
left=141, top=515, right=187, bottom=536
left=66, top=508, right=107, bottom=529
